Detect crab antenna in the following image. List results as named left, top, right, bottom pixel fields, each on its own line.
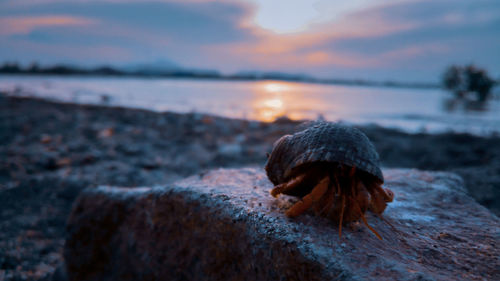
left=352, top=197, right=384, bottom=240
left=351, top=198, right=383, bottom=240
left=338, top=195, right=346, bottom=238
left=360, top=212, right=382, bottom=240
left=378, top=214, right=397, bottom=233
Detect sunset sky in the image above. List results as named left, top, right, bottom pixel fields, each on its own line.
left=1, top=0, right=499, bottom=82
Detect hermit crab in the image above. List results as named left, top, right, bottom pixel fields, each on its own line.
left=265, top=122, right=394, bottom=239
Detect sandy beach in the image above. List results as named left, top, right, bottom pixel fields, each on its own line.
left=1, top=94, right=499, bottom=280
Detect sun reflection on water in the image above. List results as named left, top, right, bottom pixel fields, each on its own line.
left=263, top=82, right=291, bottom=93
left=263, top=98, right=283, bottom=109
left=250, top=80, right=326, bottom=122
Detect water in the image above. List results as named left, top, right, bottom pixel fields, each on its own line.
left=1, top=75, right=499, bottom=135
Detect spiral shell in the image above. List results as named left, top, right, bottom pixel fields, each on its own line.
left=265, top=122, right=383, bottom=185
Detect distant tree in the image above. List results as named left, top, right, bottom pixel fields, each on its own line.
left=443, top=65, right=465, bottom=96
left=464, top=65, right=495, bottom=101
left=442, top=64, right=495, bottom=101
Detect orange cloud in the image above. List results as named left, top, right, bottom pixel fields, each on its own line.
left=371, top=43, right=449, bottom=67
left=245, top=50, right=368, bottom=68
left=211, top=34, right=445, bottom=71
left=215, top=2, right=422, bottom=70
left=0, top=15, right=97, bottom=35
left=305, top=51, right=330, bottom=64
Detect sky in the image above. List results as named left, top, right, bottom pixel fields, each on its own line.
left=0, top=0, right=499, bottom=82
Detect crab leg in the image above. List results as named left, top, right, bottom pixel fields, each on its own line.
left=349, top=166, right=356, bottom=177
left=270, top=173, right=307, bottom=198
left=338, top=169, right=356, bottom=238
left=285, top=176, right=329, bottom=218
left=338, top=195, right=346, bottom=238
left=319, top=173, right=341, bottom=216
left=318, top=184, right=336, bottom=215
left=332, top=172, right=340, bottom=195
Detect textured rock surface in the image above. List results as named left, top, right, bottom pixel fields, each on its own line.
left=64, top=168, right=500, bottom=281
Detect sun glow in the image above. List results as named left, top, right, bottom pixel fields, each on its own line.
left=249, top=0, right=379, bottom=34
left=250, top=0, right=320, bottom=34
left=250, top=80, right=322, bottom=122
left=263, top=82, right=291, bottom=93
left=263, top=98, right=283, bottom=108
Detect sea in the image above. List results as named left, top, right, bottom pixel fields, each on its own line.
left=1, top=75, right=499, bottom=136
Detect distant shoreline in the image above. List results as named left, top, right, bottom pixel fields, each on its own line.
left=0, top=65, right=440, bottom=90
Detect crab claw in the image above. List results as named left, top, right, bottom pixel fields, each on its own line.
left=384, top=188, right=394, bottom=203
left=368, top=185, right=394, bottom=215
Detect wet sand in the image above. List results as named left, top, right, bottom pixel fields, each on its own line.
left=1, top=94, right=499, bottom=280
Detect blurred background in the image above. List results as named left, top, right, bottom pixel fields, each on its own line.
left=0, top=0, right=499, bottom=134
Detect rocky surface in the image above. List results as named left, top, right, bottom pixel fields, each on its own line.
left=64, top=168, right=500, bottom=281
left=0, top=95, right=296, bottom=280
left=1, top=95, right=500, bottom=280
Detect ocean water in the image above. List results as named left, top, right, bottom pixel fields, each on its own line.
left=1, top=75, right=499, bottom=135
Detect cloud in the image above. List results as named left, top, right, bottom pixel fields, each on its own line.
left=0, top=0, right=498, bottom=80
left=219, top=0, right=500, bottom=79
left=216, top=1, right=421, bottom=69
left=0, top=0, right=257, bottom=68
left=0, top=1, right=255, bottom=44
left=325, top=0, right=500, bottom=64
left=0, top=15, right=97, bottom=35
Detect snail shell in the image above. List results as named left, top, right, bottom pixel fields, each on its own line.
left=265, top=122, right=383, bottom=185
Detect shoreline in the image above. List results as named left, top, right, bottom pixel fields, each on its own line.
left=3, top=78, right=500, bottom=139
left=1, top=94, right=499, bottom=279
left=0, top=70, right=440, bottom=90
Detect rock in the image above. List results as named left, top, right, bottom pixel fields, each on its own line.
left=217, top=142, right=242, bottom=156
left=64, top=168, right=500, bottom=281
